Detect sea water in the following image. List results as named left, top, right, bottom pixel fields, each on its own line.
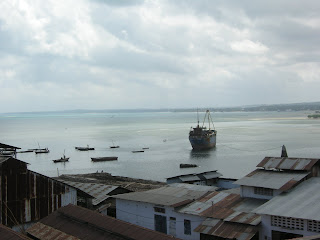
left=1, top=110, right=320, bottom=181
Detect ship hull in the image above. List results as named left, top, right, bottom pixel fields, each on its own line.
left=189, top=134, right=216, bottom=150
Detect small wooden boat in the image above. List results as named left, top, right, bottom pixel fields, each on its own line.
left=35, top=148, right=49, bottom=154
left=91, top=156, right=118, bottom=162
left=53, top=156, right=69, bottom=163
left=142, top=147, right=149, bottom=150
left=28, top=148, right=47, bottom=151
left=132, top=150, right=144, bottom=153
left=75, top=146, right=95, bottom=151
left=180, top=163, right=198, bottom=168
left=110, top=140, right=119, bottom=149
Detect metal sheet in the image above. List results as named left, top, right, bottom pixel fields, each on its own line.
left=114, top=185, right=215, bottom=207
left=254, top=177, right=320, bottom=221
left=179, top=191, right=264, bottom=226
left=194, top=219, right=259, bottom=240
left=28, top=204, right=181, bottom=240
left=257, top=157, right=319, bottom=171
left=233, top=169, right=309, bottom=190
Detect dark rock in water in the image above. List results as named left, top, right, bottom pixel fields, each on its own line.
left=180, top=163, right=198, bottom=168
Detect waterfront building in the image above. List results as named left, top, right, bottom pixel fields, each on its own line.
left=255, top=177, right=320, bottom=240
left=26, top=204, right=180, bottom=240
left=115, top=183, right=217, bottom=240
left=0, top=156, right=92, bottom=232
left=166, top=170, right=238, bottom=189
left=234, top=157, right=320, bottom=200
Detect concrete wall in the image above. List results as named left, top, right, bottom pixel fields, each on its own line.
left=116, top=199, right=204, bottom=240
left=260, top=215, right=320, bottom=240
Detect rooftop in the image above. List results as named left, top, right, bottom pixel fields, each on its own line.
left=26, top=204, right=180, bottom=240
left=0, top=224, right=31, bottom=240
left=257, top=157, right=319, bottom=171
left=59, top=180, right=129, bottom=205
left=234, top=169, right=309, bottom=191
left=178, top=190, right=265, bottom=226
left=254, top=177, right=320, bottom=221
left=114, top=184, right=216, bottom=207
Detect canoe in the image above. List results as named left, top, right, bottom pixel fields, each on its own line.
left=53, top=157, right=69, bottom=163
left=91, top=157, right=118, bottom=162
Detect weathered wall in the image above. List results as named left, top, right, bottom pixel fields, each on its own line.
left=0, top=158, right=77, bottom=227
left=116, top=198, right=203, bottom=240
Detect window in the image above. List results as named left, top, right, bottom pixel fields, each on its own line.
left=154, top=207, right=165, bottom=213
left=271, top=216, right=304, bottom=230
left=308, top=220, right=320, bottom=232
left=184, top=219, right=191, bottom=235
left=254, top=187, right=273, bottom=196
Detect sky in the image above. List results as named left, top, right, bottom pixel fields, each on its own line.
left=1, top=0, right=320, bottom=113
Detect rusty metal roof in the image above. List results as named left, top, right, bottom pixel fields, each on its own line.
left=254, top=177, right=320, bottom=221
left=59, top=181, right=122, bottom=205
left=0, top=224, right=31, bottom=239
left=194, top=219, right=259, bottom=240
left=178, top=191, right=265, bottom=226
left=114, top=184, right=216, bottom=207
left=26, top=222, right=79, bottom=240
left=257, top=157, right=319, bottom=171
left=27, top=204, right=180, bottom=240
left=234, top=169, right=309, bottom=191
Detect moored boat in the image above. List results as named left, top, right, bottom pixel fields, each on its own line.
left=189, top=110, right=217, bottom=150
left=75, top=145, right=95, bottom=151
left=53, top=151, right=69, bottom=163
left=53, top=156, right=69, bottom=163
left=35, top=148, right=50, bottom=154
left=91, top=156, right=118, bottom=162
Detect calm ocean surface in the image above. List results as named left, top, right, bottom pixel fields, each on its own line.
left=1, top=111, right=320, bottom=181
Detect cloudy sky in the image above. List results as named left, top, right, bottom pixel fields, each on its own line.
left=1, top=0, right=320, bottom=113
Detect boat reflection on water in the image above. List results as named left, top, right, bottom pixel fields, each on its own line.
left=189, top=148, right=215, bottom=159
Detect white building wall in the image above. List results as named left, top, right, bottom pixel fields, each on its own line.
left=260, top=215, right=320, bottom=240
left=116, top=199, right=204, bottom=240
left=240, top=186, right=282, bottom=200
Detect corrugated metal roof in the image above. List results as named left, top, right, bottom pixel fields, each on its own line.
left=114, top=185, right=216, bottom=207
left=194, top=218, right=259, bottom=240
left=254, top=177, right=320, bottom=221
left=27, top=222, right=79, bottom=240
left=178, top=191, right=265, bottom=225
left=0, top=224, right=31, bottom=240
left=166, top=170, right=222, bottom=181
left=169, top=183, right=218, bottom=192
left=179, top=175, right=200, bottom=182
left=234, top=169, right=309, bottom=190
left=202, top=171, right=223, bottom=179
left=27, top=204, right=180, bottom=240
left=60, top=181, right=118, bottom=205
left=257, top=157, right=319, bottom=171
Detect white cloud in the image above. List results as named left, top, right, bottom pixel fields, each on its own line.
left=0, top=0, right=320, bottom=112
left=230, top=39, right=269, bottom=54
